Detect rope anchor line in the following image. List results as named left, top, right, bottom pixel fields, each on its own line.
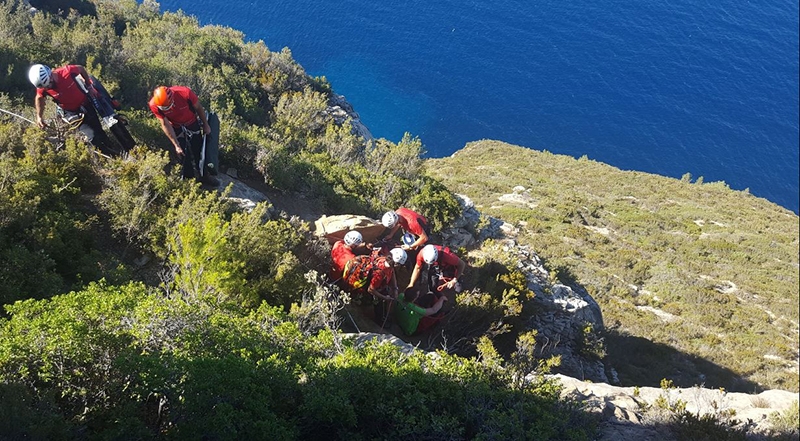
left=0, top=107, right=36, bottom=125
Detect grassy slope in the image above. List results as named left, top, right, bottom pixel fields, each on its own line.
left=427, top=140, right=799, bottom=392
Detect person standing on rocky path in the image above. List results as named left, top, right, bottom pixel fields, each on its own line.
left=149, top=85, right=219, bottom=187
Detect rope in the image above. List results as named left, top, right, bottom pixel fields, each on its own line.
left=436, top=276, right=454, bottom=292
left=0, top=107, right=36, bottom=125
left=379, top=297, right=394, bottom=332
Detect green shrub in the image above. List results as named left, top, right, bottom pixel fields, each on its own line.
left=365, top=133, right=423, bottom=180
left=0, top=283, right=597, bottom=440
left=272, top=87, right=330, bottom=152
left=228, top=203, right=311, bottom=308
left=0, top=123, right=116, bottom=304
left=768, top=401, right=800, bottom=438
left=407, top=176, right=461, bottom=233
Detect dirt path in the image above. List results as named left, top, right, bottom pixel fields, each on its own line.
left=213, top=171, right=323, bottom=221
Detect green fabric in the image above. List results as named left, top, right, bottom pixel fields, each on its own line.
left=395, top=293, right=426, bottom=336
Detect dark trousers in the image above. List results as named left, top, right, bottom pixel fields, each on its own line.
left=175, top=121, right=204, bottom=180
left=64, top=101, right=115, bottom=156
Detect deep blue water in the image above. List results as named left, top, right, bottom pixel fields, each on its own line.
left=158, top=0, right=799, bottom=213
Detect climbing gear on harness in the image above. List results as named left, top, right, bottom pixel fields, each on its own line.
left=343, top=255, right=376, bottom=290
left=59, top=109, right=85, bottom=130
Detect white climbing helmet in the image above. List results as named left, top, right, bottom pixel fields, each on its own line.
left=343, top=230, right=363, bottom=246
left=381, top=211, right=399, bottom=228
left=390, top=248, right=407, bottom=265
left=28, top=64, right=53, bottom=88
left=421, top=244, right=438, bottom=265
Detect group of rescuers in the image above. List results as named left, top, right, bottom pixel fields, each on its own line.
left=28, top=63, right=467, bottom=331
left=28, top=63, right=219, bottom=186
left=330, top=207, right=467, bottom=330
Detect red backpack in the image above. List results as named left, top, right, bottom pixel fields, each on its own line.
left=342, top=255, right=374, bottom=290
left=342, top=252, right=391, bottom=291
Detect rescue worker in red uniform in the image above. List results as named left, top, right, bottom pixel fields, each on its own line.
left=407, top=244, right=466, bottom=294
left=149, top=86, right=218, bottom=186
left=330, top=230, right=370, bottom=279
left=380, top=207, right=430, bottom=251
left=29, top=64, right=119, bottom=156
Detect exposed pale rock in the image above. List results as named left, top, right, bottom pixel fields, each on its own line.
left=216, top=174, right=274, bottom=215
left=440, top=228, right=476, bottom=248
left=636, top=305, right=679, bottom=323
left=451, top=194, right=480, bottom=230
left=553, top=373, right=799, bottom=440
left=499, top=222, right=519, bottom=236
left=548, top=284, right=604, bottom=325
left=327, top=94, right=373, bottom=144
left=498, top=192, right=537, bottom=207
left=313, top=214, right=385, bottom=244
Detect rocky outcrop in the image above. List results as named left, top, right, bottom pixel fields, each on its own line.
left=552, top=373, right=799, bottom=440
left=217, top=172, right=274, bottom=215
left=439, top=194, right=507, bottom=248
left=443, top=193, right=612, bottom=383
left=326, top=94, right=373, bottom=145
left=350, top=333, right=799, bottom=440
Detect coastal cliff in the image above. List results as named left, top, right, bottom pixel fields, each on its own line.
left=0, top=1, right=797, bottom=438
left=427, top=140, right=799, bottom=394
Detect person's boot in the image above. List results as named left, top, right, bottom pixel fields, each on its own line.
left=199, top=173, right=220, bottom=187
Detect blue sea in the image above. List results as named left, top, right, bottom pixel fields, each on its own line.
left=159, top=0, right=799, bottom=213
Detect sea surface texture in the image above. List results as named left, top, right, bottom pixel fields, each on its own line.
left=159, top=0, right=799, bottom=213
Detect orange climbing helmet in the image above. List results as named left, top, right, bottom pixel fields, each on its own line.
left=153, top=86, right=174, bottom=111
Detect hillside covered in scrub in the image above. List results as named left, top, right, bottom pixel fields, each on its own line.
left=0, top=0, right=797, bottom=439
left=427, top=141, right=799, bottom=394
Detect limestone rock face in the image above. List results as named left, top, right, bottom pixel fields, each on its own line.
left=217, top=173, right=275, bottom=216
left=552, top=373, right=799, bottom=440
left=502, top=241, right=610, bottom=383
left=437, top=193, right=612, bottom=383
left=313, top=214, right=385, bottom=244
left=440, top=194, right=511, bottom=248
left=546, top=284, right=603, bottom=326
left=326, top=94, right=373, bottom=144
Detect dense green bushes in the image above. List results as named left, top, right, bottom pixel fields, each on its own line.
left=0, top=282, right=597, bottom=440
left=97, top=147, right=311, bottom=308
left=0, top=122, right=125, bottom=306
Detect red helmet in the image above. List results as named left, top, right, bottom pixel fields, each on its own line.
left=153, top=86, right=174, bottom=110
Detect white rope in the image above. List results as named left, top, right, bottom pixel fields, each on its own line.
left=0, top=107, right=36, bottom=125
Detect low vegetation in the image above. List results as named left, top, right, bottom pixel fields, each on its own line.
left=427, top=140, right=799, bottom=392
left=0, top=0, right=796, bottom=439
left=0, top=0, right=589, bottom=438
